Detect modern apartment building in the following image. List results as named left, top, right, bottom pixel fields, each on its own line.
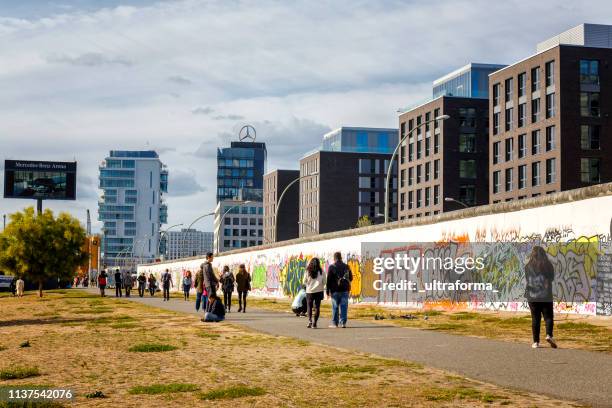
left=397, top=96, right=490, bottom=219
left=320, top=127, right=398, bottom=154
left=299, top=151, right=396, bottom=237
left=489, top=24, right=612, bottom=202
left=216, top=141, right=267, bottom=202
left=213, top=200, right=264, bottom=252
left=163, top=229, right=213, bottom=260
left=433, top=63, right=507, bottom=99
left=98, top=150, right=168, bottom=268
left=263, top=169, right=300, bottom=243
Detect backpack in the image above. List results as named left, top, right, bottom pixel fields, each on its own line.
left=335, top=263, right=351, bottom=292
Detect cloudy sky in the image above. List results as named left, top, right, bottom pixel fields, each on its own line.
left=0, top=0, right=610, bottom=232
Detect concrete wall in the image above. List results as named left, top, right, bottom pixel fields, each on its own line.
left=138, top=184, right=612, bottom=315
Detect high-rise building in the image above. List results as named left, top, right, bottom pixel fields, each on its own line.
left=216, top=141, right=267, bottom=202
left=98, top=150, right=168, bottom=268
left=489, top=24, right=612, bottom=203
left=163, top=229, right=213, bottom=260
left=213, top=200, right=264, bottom=252
left=263, top=169, right=300, bottom=243
left=320, top=127, right=398, bottom=154
left=433, top=63, right=506, bottom=99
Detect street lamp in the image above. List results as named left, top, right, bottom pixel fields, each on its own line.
left=384, top=114, right=450, bottom=223
left=444, top=197, right=469, bottom=209
left=157, top=223, right=184, bottom=259
left=214, top=200, right=253, bottom=254
left=298, top=220, right=317, bottom=235
left=182, top=212, right=215, bottom=259
left=274, top=172, right=318, bottom=242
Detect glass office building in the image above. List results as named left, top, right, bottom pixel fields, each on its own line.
left=433, top=63, right=506, bottom=99
left=216, top=142, right=267, bottom=202
left=320, top=127, right=398, bottom=154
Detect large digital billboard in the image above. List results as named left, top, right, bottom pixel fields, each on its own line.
left=3, top=160, right=77, bottom=200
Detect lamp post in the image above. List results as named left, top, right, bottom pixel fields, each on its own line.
left=298, top=220, right=317, bottom=235
left=157, top=223, right=184, bottom=259
left=214, top=200, right=253, bottom=254
left=182, top=213, right=215, bottom=259
left=274, top=172, right=318, bottom=242
left=444, top=197, right=469, bottom=209
left=384, top=114, right=450, bottom=223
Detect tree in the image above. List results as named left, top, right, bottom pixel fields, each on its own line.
left=355, top=215, right=373, bottom=228
left=0, top=207, right=88, bottom=297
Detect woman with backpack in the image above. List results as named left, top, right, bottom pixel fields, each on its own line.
left=524, top=246, right=557, bottom=349
left=182, top=270, right=193, bottom=301
left=235, top=264, right=251, bottom=313
left=98, top=270, right=107, bottom=297
left=303, top=257, right=326, bottom=329
left=220, top=266, right=235, bottom=313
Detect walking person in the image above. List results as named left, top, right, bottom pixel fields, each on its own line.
left=161, top=269, right=173, bottom=301
left=235, top=264, right=251, bottom=313
left=123, top=272, right=133, bottom=297
left=137, top=272, right=146, bottom=297
left=16, top=277, right=25, bottom=298
left=98, top=270, right=107, bottom=297
left=303, top=258, right=326, bottom=329
left=9, top=277, right=16, bottom=297
left=220, top=266, right=235, bottom=313
left=202, top=292, right=225, bottom=322
left=182, top=270, right=193, bottom=301
left=194, top=264, right=207, bottom=313
left=202, top=253, right=219, bottom=302
left=525, top=246, right=557, bottom=349
left=148, top=273, right=157, bottom=297
left=114, top=269, right=123, bottom=297
left=326, top=252, right=353, bottom=328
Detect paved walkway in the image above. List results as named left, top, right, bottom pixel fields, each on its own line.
left=99, top=290, right=612, bottom=407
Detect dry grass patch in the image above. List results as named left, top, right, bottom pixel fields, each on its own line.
left=128, top=383, right=199, bottom=394
left=128, top=343, right=177, bottom=353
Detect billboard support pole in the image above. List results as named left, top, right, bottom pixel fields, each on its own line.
left=36, top=199, right=43, bottom=215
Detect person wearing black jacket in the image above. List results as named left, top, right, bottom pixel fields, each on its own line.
left=114, top=269, right=123, bottom=297
left=203, top=292, right=225, bottom=322
left=137, top=272, right=147, bottom=297
left=326, top=252, right=353, bottom=328
left=524, top=245, right=557, bottom=349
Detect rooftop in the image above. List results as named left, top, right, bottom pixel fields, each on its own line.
left=109, top=150, right=159, bottom=159
left=432, top=62, right=507, bottom=86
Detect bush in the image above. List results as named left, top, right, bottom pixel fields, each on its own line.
left=0, top=366, right=41, bottom=380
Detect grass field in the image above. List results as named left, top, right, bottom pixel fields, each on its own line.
left=0, top=290, right=584, bottom=407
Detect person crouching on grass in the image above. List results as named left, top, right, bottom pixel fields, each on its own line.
left=202, top=292, right=225, bottom=322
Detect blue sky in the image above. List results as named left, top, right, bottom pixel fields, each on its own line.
left=0, top=0, right=611, bottom=231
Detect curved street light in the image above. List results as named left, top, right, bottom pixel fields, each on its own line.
left=444, top=196, right=470, bottom=209
left=274, top=172, right=318, bottom=242
left=181, top=212, right=215, bottom=259
left=214, top=200, right=253, bottom=254
left=384, top=114, right=450, bottom=223
left=298, top=220, right=318, bottom=235
left=157, top=223, right=184, bottom=259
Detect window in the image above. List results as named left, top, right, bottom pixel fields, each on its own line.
left=581, top=158, right=601, bottom=183
left=545, top=126, right=555, bottom=151
left=459, top=185, right=476, bottom=206
left=408, top=143, right=414, bottom=161
left=518, top=72, right=527, bottom=98
left=505, top=108, right=513, bottom=131
left=518, top=103, right=526, bottom=127
left=531, top=98, right=541, bottom=123
left=532, top=162, right=541, bottom=186
left=493, top=142, right=501, bottom=164
left=531, top=130, right=541, bottom=154
left=493, top=171, right=501, bottom=194
left=400, top=170, right=405, bottom=188
left=425, top=162, right=431, bottom=182
left=546, top=93, right=555, bottom=118
left=425, top=137, right=431, bottom=156
left=424, top=187, right=431, bottom=206
left=580, top=60, right=599, bottom=85
left=581, top=125, right=600, bottom=150
left=459, top=160, right=476, bottom=178
left=434, top=134, right=440, bottom=154
left=546, top=158, right=556, bottom=184
left=531, top=67, right=540, bottom=92
left=518, top=134, right=527, bottom=158
left=408, top=191, right=414, bottom=209
left=458, top=108, right=476, bottom=127
left=434, top=108, right=440, bottom=128
left=425, top=112, right=431, bottom=131
left=545, top=60, right=555, bottom=87
left=434, top=160, right=440, bottom=179
left=416, top=140, right=422, bottom=160
left=434, top=185, right=440, bottom=205
left=505, top=168, right=513, bottom=191
left=493, top=112, right=500, bottom=135
left=580, top=92, right=600, bottom=117
left=459, top=133, right=477, bottom=153
left=416, top=189, right=422, bottom=208
left=505, top=78, right=513, bottom=102
left=493, top=83, right=500, bottom=106
left=505, top=138, right=513, bottom=162
left=518, top=165, right=527, bottom=189
left=408, top=167, right=414, bottom=186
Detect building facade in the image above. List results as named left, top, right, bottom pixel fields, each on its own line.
left=320, top=127, right=398, bottom=154
left=98, top=150, right=168, bottom=268
left=397, top=97, right=490, bottom=219
left=299, top=151, right=396, bottom=237
left=263, top=169, right=300, bottom=243
left=489, top=25, right=612, bottom=203
left=433, top=63, right=506, bottom=99
left=163, top=229, right=213, bottom=260
left=216, top=141, right=267, bottom=202
left=213, top=200, right=264, bottom=253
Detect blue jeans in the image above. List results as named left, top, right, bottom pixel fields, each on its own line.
left=331, top=291, right=349, bottom=325
left=195, top=292, right=208, bottom=312
left=204, top=312, right=224, bottom=322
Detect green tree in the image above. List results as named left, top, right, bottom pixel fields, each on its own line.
left=0, top=207, right=87, bottom=297
left=355, top=215, right=373, bottom=228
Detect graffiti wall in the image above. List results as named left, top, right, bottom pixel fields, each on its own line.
left=138, top=194, right=612, bottom=315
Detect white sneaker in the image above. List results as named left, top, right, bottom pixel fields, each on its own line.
left=341, top=323, right=347, bottom=328
left=532, top=342, right=539, bottom=349
left=546, top=335, right=558, bottom=348
left=328, top=324, right=338, bottom=328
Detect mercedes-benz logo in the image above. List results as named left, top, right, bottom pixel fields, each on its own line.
left=239, top=125, right=257, bottom=142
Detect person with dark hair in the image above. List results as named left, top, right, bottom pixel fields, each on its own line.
left=123, top=272, right=133, bottom=297
left=9, top=277, right=16, bottom=297
left=524, top=245, right=557, bottom=349
left=114, top=269, right=122, bottom=297
left=220, top=266, right=235, bottom=313
left=98, top=270, right=107, bottom=297
left=137, top=272, right=147, bottom=297
left=326, top=252, right=353, bottom=328
left=161, top=268, right=173, bottom=301
left=148, top=273, right=157, bottom=297
left=202, top=253, right=218, bottom=301
left=235, top=264, right=251, bottom=313
left=182, top=270, right=193, bottom=301
left=303, top=257, right=326, bottom=329
left=194, top=264, right=206, bottom=312
left=202, top=292, right=225, bottom=322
